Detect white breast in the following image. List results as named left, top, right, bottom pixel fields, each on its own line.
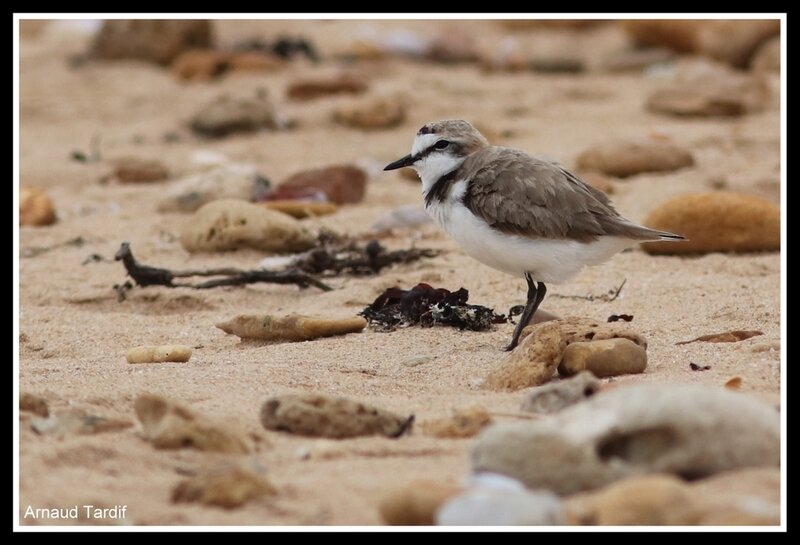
left=425, top=180, right=635, bottom=284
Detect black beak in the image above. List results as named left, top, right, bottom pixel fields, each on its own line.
left=383, top=154, right=416, bottom=171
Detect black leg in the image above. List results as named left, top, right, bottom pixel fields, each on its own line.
left=504, top=274, right=548, bottom=351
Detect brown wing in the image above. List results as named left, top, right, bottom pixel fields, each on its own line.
left=460, top=148, right=630, bottom=242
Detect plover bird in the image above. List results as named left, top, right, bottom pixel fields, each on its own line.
left=384, top=120, right=684, bottom=351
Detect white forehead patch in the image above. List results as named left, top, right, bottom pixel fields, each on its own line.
left=411, top=133, right=440, bottom=156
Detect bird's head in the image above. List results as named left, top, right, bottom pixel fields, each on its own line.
left=384, top=120, right=489, bottom=184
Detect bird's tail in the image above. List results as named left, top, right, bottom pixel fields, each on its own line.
left=621, top=223, right=686, bottom=242
left=639, top=227, right=686, bottom=242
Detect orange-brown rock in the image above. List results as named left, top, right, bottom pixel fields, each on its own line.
left=644, top=193, right=780, bottom=254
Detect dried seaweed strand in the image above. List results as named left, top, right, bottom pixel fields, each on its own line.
left=114, top=242, right=331, bottom=292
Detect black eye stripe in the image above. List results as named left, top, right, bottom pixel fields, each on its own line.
left=411, top=141, right=461, bottom=162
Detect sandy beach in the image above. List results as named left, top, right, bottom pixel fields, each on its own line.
left=17, top=18, right=782, bottom=526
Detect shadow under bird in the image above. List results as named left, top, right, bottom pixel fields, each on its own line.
left=384, top=120, right=685, bottom=351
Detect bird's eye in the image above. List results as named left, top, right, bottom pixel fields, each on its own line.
left=434, top=140, right=451, bottom=150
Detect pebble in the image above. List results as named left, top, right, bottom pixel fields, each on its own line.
left=725, top=376, right=743, bottom=390
left=180, top=199, right=317, bottom=253
left=287, top=74, right=368, bottom=101
left=566, top=474, right=699, bottom=525
left=126, top=345, right=192, bottom=364
left=379, top=481, right=463, bottom=525
left=567, top=467, right=781, bottom=525
left=279, top=164, right=367, bottom=204
left=622, top=19, right=780, bottom=68
left=575, top=138, right=695, bottom=178
left=190, top=93, right=287, bottom=138
left=426, top=30, right=479, bottom=64
left=420, top=406, right=493, bottom=439
left=750, top=36, right=780, bottom=74
left=691, top=468, right=780, bottom=525
left=20, top=186, right=56, bottom=226
left=437, top=486, right=564, bottom=526
left=472, top=384, right=780, bottom=495
left=134, top=394, right=251, bottom=454
left=259, top=393, right=413, bottom=439
left=157, top=164, right=263, bottom=213
left=483, top=319, right=563, bottom=391
left=484, top=317, right=647, bottom=391
left=20, top=393, right=49, bottom=417
left=216, top=314, right=367, bottom=343
left=558, top=338, right=647, bottom=378
left=643, top=192, right=780, bottom=254
left=31, top=410, right=133, bottom=435
left=520, top=371, right=601, bottom=414
left=370, top=205, right=433, bottom=232
left=172, top=466, right=276, bottom=509
left=90, top=19, right=213, bottom=65
left=647, top=59, right=771, bottom=117
left=332, top=96, right=406, bottom=130
left=111, top=157, right=170, bottom=183
left=258, top=200, right=338, bottom=219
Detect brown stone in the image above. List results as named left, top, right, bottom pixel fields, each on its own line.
left=558, top=338, right=647, bottom=378
left=576, top=138, right=694, bottom=178
left=420, top=406, right=493, bottom=438
left=134, top=394, right=251, bottom=454
left=692, top=468, right=781, bottom=525
left=190, top=94, right=283, bottom=138
left=216, top=314, right=367, bottom=343
left=643, top=192, right=780, bottom=254
left=483, top=320, right=564, bottom=391
left=20, top=186, right=56, bottom=226
left=647, top=59, right=770, bottom=117
left=566, top=474, right=700, bottom=525
left=171, top=49, right=229, bottom=80
left=112, top=157, right=169, bottom=183
left=259, top=393, right=412, bottom=439
left=227, top=52, right=284, bottom=73
left=172, top=466, right=276, bottom=509
left=180, top=199, right=317, bottom=254
left=622, top=20, right=779, bottom=67
left=20, top=393, right=49, bottom=417
left=280, top=164, right=367, bottom=204
left=484, top=317, right=647, bottom=392
left=90, top=20, right=213, bottom=65
left=287, top=74, right=368, bottom=101
left=258, top=200, right=338, bottom=219
left=427, top=30, right=479, bottom=64
left=332, top=96, right=406, bottom=130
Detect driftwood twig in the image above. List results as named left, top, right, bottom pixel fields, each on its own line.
left=114, top=242, right=331, bottom=292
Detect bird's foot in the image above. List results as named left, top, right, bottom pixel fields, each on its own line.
left=502, top=342, right=518, bottom=352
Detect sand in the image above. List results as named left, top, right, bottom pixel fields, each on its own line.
left=17, top=19, right=782, bottom=526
